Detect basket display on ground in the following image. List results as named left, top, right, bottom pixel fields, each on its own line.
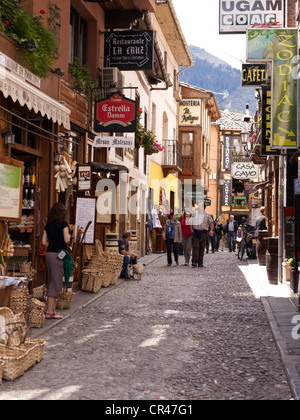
left=0, top=344, right=28, bottom=381
left=82, top=245, right=124, bottom=293
left=81, top=269, right=104, bottom=293
left=33, top=284, right=47, bottom=301
left=56, top=290, right=75, bottom=310
left=28, top=299, right=45, bottom=329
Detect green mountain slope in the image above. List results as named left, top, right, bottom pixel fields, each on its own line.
left=180, top=45, right=257, bottom=114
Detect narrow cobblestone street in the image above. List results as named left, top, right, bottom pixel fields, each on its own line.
left=0, top=252, right=293, bottom=400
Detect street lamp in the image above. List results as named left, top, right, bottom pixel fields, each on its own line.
left=241, top=129, right=250, bottom=156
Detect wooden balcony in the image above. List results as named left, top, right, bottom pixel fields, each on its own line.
left=162, top=140, right=182, bottom=177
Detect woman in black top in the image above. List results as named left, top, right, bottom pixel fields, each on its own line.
left=42, top=202, right=70, bottom=319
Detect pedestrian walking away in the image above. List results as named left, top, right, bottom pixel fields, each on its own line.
left=118, top=231, right=139, bottom=279
left=163, top=212, right=182, bottom=266
left=255, top=206, right=267, bottom=231
left=180, top=211, right=193, bottom=265
left=191, top=203, right=214, bottom=267
left=214, top=219, right=223, bottom=252
left=42, top=202, right=71, bottom=320
left=206, top=215, right=216, bottom=253
left=225, top=214, right=238, bottom=252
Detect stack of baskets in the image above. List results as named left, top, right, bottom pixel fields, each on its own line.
left=82, top=240, right=123, bottom=293
left=28, top=298, right=45, bottom=329
left=56, top=289, right=75, bottom=310
left=9, top=282, right=29, bottom=314
left=0, top=307, right=45, bottom=382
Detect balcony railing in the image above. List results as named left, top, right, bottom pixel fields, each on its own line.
left=162, top=140, right=182, bottom=170
left=181, top=156, right=194, bottom=174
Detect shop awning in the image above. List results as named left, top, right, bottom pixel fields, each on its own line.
left=89, top=162, right=129, bottom=173
left=0, top=68, right=70, bottom=130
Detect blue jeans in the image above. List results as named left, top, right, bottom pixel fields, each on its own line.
left=121, top=255, right=131, bottom=276
left=228, top=231, right=236, bottom=252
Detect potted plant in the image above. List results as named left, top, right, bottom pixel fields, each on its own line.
left=181, top=168, right=193, bottom=175
left=283, top=258, right=292, bottom=282
left=202, top=162, right=207, bottom=169
left=68, top=57, right=97, bottom=99
left=0, top=3, right=58, bottom=78
left=288, top=256, right=299, bottom=293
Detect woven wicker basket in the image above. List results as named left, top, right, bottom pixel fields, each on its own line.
left=56, top=291, right=74, bottom=310
left=9, top=283, right=29, bottom=314
left=82, top=270, right=104, bottom=293
left=19, top=339, right=45, bottom=369
left=28, top=299, right=45, bottom=329
left=33, top=284, right=47, bottom=301
left=0, top=359, right=3, bottom=385
left=0, top=344, right=28, bottom=381
left=0, top=308, right=26, bottom=347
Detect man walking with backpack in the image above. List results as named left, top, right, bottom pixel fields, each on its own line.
left=163, top=212, right=182, bottom=266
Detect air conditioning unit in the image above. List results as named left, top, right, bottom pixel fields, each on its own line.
left=100, top=67, right=124, bottom=97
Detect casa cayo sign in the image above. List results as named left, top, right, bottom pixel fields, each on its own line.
left=231, top=162, right=259, bottom=179
left=94, top=92, right=137, bottom=133
left=219, top=0, right=285, bottom=34
left=242, top=63, right=267, bottom=86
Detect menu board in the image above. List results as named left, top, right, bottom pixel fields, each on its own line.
left=0, top=157, right=23, bottom=222
left=75, top=197, right=96, bottom=245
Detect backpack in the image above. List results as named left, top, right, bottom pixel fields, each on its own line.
left=166, top=221, right=176, bottom=240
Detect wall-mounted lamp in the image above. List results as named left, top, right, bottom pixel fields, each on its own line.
left=54, top=68, right=64, bottom=77
left=21, top=39, right=39, bottom=52
left=1, top=129, right=15, bottom=145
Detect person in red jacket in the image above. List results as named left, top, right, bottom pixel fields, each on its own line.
left=180, top=211, right=193, bottom=266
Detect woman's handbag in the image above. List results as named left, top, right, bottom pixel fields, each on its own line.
left=37, top=239, right=47, bottom=271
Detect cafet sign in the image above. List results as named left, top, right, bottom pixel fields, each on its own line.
left=231, top=162, right=259, bottom=179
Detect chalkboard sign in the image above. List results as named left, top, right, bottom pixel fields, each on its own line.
left=284, top=207, right=295, bottom=258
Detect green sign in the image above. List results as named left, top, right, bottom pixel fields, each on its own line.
left=247, top=29, right=298, bottom=149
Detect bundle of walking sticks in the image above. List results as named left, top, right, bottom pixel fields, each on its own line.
left=69, top=221, right=92, bottom=268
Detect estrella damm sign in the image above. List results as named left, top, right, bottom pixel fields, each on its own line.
left=242, top=63, right=267, bottom=86
left=247, top=28, right=298, bottom=149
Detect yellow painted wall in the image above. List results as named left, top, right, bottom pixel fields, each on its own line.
left=149, top=161, right=180, bottom=211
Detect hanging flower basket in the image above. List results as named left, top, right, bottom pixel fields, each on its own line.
left=135, top=109, right=164, bottom=155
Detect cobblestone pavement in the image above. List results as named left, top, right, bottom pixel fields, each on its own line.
left=0, top=252, right=293, bottom=400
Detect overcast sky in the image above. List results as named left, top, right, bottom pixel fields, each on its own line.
left=172, top=0, right=246, bottom=69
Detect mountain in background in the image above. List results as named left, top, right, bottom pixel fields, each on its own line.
left=180, top=45, right=257, bottom=114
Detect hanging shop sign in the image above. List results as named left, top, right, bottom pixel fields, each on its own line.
left=247, top=28, right=298, bottom=149
left=94, top=92, right=137, bottom=133
left=223, top=179, right=232, bottom=207
left=104, top=31, right=154, bottom=71
left=242, top=63, right=267, bottom=86
left=0, top=157, right=23, bottom=222
left=261, top=87, right=280, bottom=155
left=179, top=100, right=201, bottom=126
left=94, top=136, right=135, bottom=148
left=231, top=162, right=259, bottom=179
left=219, top=0, right=285, bottom=34
left=223, top=136, right=232, bottom=170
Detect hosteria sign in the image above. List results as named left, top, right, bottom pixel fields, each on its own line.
left=94, top=92, right=136, bottom=133
left=219, top=0, right=285, bottom=33
left=231, top=162, right=259, bottom=179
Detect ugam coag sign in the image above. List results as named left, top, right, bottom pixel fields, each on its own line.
left=219, top=0, right=285, bottom=33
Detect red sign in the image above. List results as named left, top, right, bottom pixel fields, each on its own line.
left=94, top=92, right=137, bottom=133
